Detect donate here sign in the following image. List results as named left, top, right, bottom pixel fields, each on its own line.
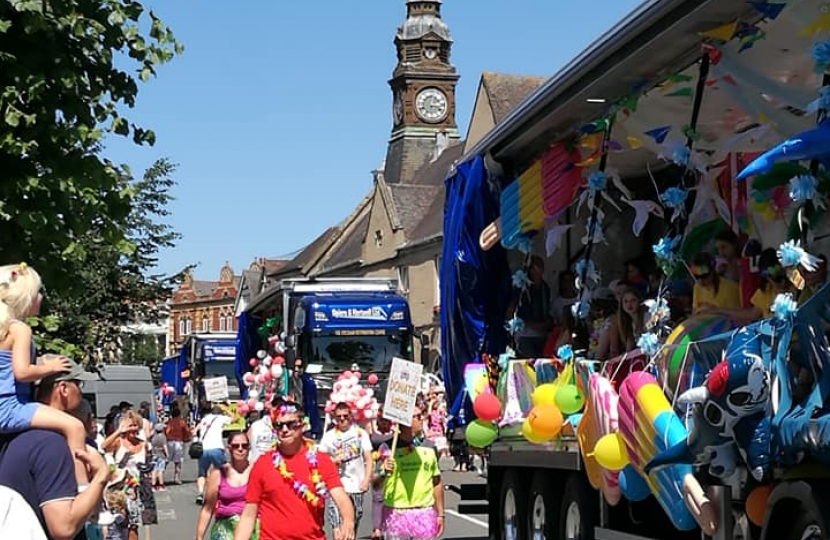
left=382, top=357, right=424, bottom=426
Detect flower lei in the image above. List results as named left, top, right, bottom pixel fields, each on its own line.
left=272, top=440, right=328, bottom=508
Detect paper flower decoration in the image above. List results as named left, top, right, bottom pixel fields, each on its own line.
left=557, top=344, right=574, bottom=361
left=811, top=39, right=830, bottom=73
left=771, top=293, right=797, bottom=321
left=512, top=270, right=531, bottom=289
left=672, top=146, right=690, bottom=167
left=506, top=316, right=525, bottom=334
left=636, top=332, right=660, bottom=357
left=776, top=240, right=820, bottom=271
left=653, top=236, right=681, bottom=273
left=588, top=170, right=607, bottom=191
left=660, top=187, right=688, bottom=222
left=574, top=259, right=601, bottom=289
left=644, top=297, right=670, bottom=330
left=571, top=299, right=590, bottom=319
left=788, top=174, right=825, bottom=208
left=517, top=236, right=533, bottom=255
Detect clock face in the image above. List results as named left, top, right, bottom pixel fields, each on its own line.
left=415, top=88, right=448, bottom=122
left=393, top=91, right=403, bottom=124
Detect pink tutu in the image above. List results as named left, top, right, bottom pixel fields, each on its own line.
left=381, top=506, right=438, bottom=540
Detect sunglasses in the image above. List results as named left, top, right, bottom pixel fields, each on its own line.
left=335, top=414, right=351, bottom=420
left=274, top=420, right=303, bottom=431
left=229, top=443, right=250, bottom=450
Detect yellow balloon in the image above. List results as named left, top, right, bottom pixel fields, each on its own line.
left=593, top=433, right=629, bottom=471
left=521, top=418, right=552, bottom=443
left=532, top=383, right=558, bottom=406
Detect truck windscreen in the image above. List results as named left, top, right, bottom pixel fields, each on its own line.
left=301, top=331, right=412, bottom=373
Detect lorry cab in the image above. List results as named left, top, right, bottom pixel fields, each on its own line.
left=83, top=364, right=155, bottom=421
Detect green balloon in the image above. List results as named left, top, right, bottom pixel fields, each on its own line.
left=465, top=419, right=498, bottom=448
left=554, top=384, right=584, bottom=415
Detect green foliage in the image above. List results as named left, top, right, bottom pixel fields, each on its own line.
left=0, top=0, right=182, bottom=293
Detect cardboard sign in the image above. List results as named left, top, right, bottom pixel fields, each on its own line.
left=203, top=376, right=229, bottom=402
left=382, top=357, right=424, bottom=426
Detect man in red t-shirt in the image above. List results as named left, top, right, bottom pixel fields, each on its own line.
left=233, top=399, right=355, bottom=540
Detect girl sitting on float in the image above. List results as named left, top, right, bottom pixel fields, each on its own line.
left=691, top=252, right=741, bottom=315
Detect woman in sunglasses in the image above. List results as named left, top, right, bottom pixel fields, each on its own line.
left=714, top=248, right=794, bottom=324
left=194, top=431, right=259, bottom=540
left=691, top=252, right=741, bottom=315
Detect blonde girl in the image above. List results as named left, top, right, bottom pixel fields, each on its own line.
left=0, top=263, right=89, bottom=485
left=105, top=488, right=130, bottom=540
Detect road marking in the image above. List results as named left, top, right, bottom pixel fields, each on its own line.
left=445, top=509, right=488, bottom=528
left=157, top=509, right=177, bottom=521
left=154, top=493, right=172, bottom=504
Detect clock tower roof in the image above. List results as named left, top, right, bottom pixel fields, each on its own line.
left=397, top=1, right=451, bottom=42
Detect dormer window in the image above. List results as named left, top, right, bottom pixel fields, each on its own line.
left=374, top=230, right=384, bottom=247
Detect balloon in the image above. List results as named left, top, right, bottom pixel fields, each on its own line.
left=367, top=373, right=379, bottom=385
left=343, top=371, right=353, bottom=379
left=274, top=343, right=286, bottom=355
left=555, top=384, right=585, bottom=415
left=618, top=464, right=650, bottom=501
left=465, top=420, right=498, bottom=448
left=521, top=418, right=552, bottom=443
left=246, top=398, right=257, bottom=409
left=473, top=392, right=502, bottom=422
left=248, top=389, right=259, bottom=399
left=254, top=401, right=264, bottom=412
left=271, top=365, right=283, bottom=378
left=256, top=350, right=267, bottom=360
left=243, top=373, right=255, bottom=385
left=593, top=433, right=629, bottom=471
left=263, top=356, right=272, bottom=366
left=532, top=383, right=558, bottom=406
left=745, top=485, right=772, bottom=526
left=249, top=358, right=257, bottom=367
left=527, top=403, right=564, bottom=439
left=259, top=366, right=268, bottom=376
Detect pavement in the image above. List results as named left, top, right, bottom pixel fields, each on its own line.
left=149, top=455, right=489, bottom=540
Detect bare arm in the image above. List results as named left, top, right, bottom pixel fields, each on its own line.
left=361, top=448, right=373, bottom=492
left=41, top=448, right=108, bottom=540
left=433, top=476, right=445, bottom=536
left=329, top=487, right=356, bottom=540
left=9, top=324, right=58, bottom=382
left=195, top=468, right=220, bottom=540
left=231, top=503, right=259, bottom=540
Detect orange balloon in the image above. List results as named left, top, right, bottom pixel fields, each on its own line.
left=745, top=485, right=772, bottom=526
left=527, top=403, right=564, bottom=439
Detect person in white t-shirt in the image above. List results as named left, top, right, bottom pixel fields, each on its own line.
left=0, top=485, right=47, bottom=540
left=247, top=403, right=276, bottom=464
left=318, top=402, right=373, bottom=535
left=195, top=406, right=230, bottom=505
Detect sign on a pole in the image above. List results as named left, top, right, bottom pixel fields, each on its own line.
left=382, top=357, right=424, bottom=426
left=203, top=376, right=229, bottom=402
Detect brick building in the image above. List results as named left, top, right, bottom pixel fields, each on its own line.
left=167, top=263, right=240, bottom=355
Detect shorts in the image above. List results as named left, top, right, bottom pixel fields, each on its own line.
left=327, top=491, right=364, bottom=528
left=432, top=436, right=448, bottom=452
left=152, top=455, right=166, bottom=472
left=167, top=441, right=184, bottom=464
left=198, top=448, right=226, bottom=477
left=0, top=393, right=38, bottom=432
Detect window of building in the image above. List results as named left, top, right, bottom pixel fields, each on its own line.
left=374, top=229, right=383, bottom=247
left=202, top=316, right=209, bottom=332
left=226, top=316, right=234, bottom=331
left=185, top=319, right=192, bottom=334
left=398, top=265, right=410, bottom=294
left=219, top=317, right=226, bottom=332
left=178, top=318, right=185, bottom=336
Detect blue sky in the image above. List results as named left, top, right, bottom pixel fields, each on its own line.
left=106, top=0, right=642, bottom=279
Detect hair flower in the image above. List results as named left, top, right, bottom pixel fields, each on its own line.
left=637, top=332, right=660, bottom=357
left=771, top=293, right=798, bottom=321
left=777, top=239, right=820, bottom=271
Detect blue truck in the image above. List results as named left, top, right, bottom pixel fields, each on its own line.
left=236, top=277, right=426, bottom=423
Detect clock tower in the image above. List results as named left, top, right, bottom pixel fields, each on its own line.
left=384, top=0, right=460, bottom=184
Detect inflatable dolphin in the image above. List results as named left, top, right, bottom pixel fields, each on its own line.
left=736, top=121, right=830, bottom=180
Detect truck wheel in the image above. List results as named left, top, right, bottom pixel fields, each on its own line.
left=559, top=474, right=597, bottom=540
left=790, top=506, right=827, bottom=540
left=527, top=472, right=555, bottom=540
left=499, top=469, right=526, bottom=540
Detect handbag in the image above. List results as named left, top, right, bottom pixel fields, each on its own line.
left=189, top=415, right=218, bottom=459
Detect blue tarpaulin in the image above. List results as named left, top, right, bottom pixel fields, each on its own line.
left=235, top=311, right=261, bottom=400
left=440, top=155, right=512, bottom=421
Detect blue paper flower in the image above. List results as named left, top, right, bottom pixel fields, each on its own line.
left=812, top=39, right=830, bottom=72
left=517, top=236, right=533, bottom=254
left=587, top=171, right=607, bottom=192
left=771, top=293, right=797, bottom=321
left=637, top=332, right=660, bottom=357
left=777, top=239, right=820, bottom=271
left=789, top=174, right=820, bottom=205
left=671, top=146, right=690, bottom=167
left=660, top=187, right=688, bottom=210
left=653, top=236, right=681, bottom=270
left=506, top=316, right=525, bottom=334
left=557, top=344, right=574, bottom=361
left=574, top=259, right=600, bottom=287
left=571, top=299, right=590, bottom=319
left=512, top=270, right=531, bottom=289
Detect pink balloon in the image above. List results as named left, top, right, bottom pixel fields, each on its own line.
left=237, top=400, right=246, bottom=409
left=273, top=355, right=285, bottom=365
left=343, top=371, right=353, bottom=379
left=367, top=374, right=379, bottom=385
left=243, top=373, right=255, bottom=385
left=247, top=398, right=257, bottom=409
left=249, top=358, right=257, bottom=367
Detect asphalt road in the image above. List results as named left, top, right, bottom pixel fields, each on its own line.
left=148, top=455, right=490, bottom=540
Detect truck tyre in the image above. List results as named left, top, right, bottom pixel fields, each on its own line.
left=527, top=471, right=555, bottom=540
left=789, top=501, right=827, bottom=540
left=499, top=469, right=526, bottom=540
left=559, top=473, right=597, bottom=540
